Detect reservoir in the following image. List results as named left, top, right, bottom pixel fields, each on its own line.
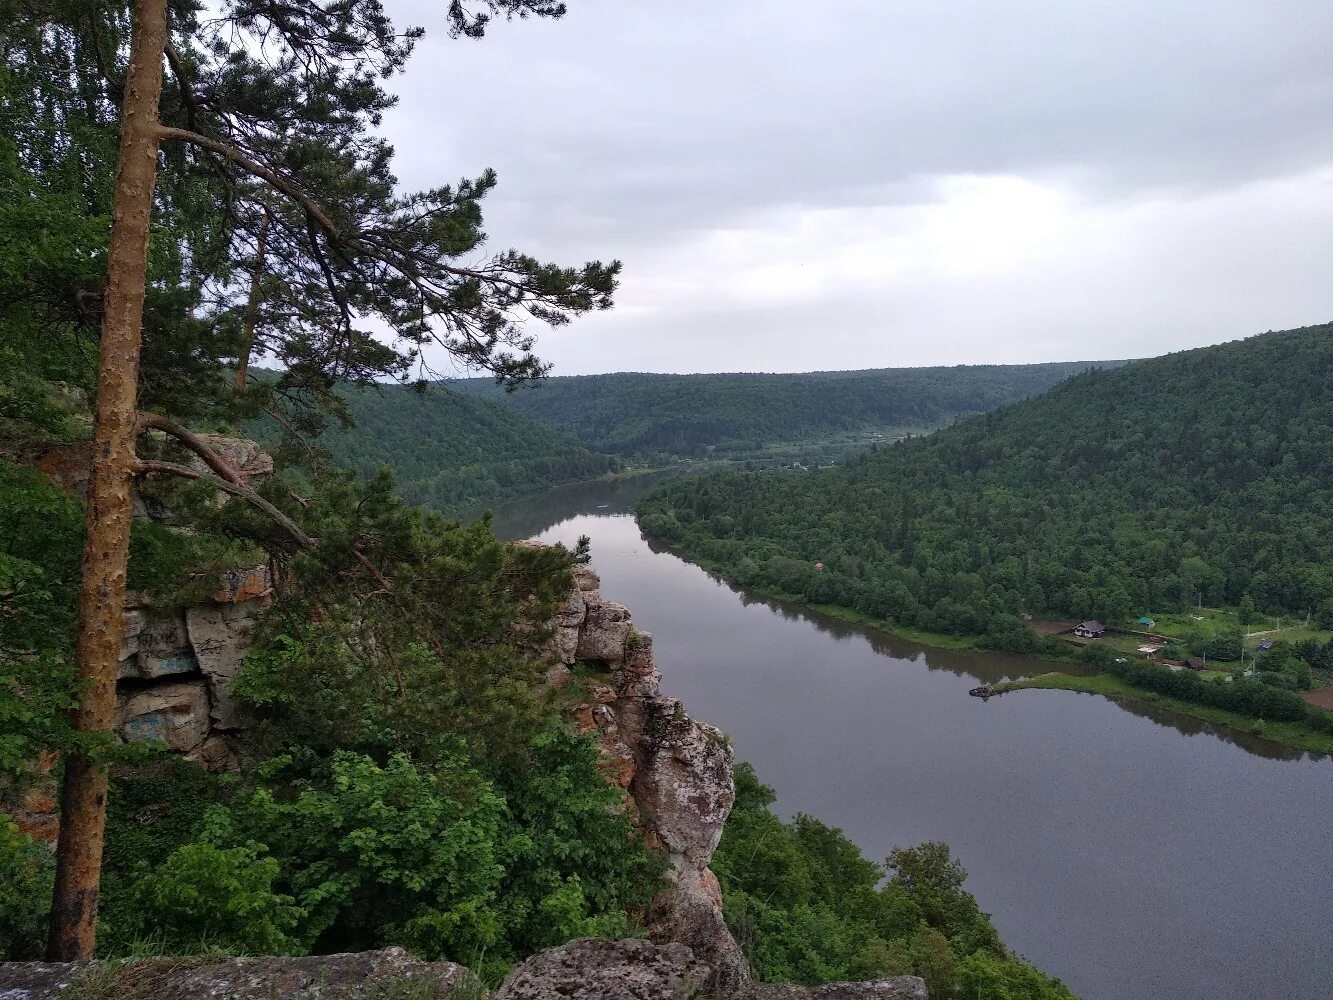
left=486, top=475, right=1333, bottom=1000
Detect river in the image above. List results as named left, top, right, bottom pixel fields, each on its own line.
left=485, top=474, right=1333, bottom=1000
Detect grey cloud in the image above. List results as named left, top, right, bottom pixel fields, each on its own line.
left=374, top=0, right=1333, bottom=372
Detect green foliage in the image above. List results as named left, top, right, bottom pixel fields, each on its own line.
left=129, top=738, right=660, bottom=982
left=0, top=462, right=82, bottom=778
left=453, top=363, right=1122, bottom=462
left=0, top=813, right=54, bottom=960
left=292, top=383, right=621, bottom=515
left=233, top=470, right=575, bottom=762
left=97, top=761, right=240, bottom=956
left=127, top=840, right=301, bottom=956
left=713, top=763, right=1072, bottom=997
left=1095, top=653, right=1330, bottom=730
left=204, top=752, right=507, bottom=959
left=958, top=949, right=1080, bottom=1000
left=0, top=459, right=266, bottom=779
left=640, top=326, right=1333, bottom=642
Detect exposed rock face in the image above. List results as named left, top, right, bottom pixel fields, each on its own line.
left=115, top=679, right=211, bottom=752
left=0, top=947, right=472, bottom=1000
left=112, top=563, right=271, bottom=755
left=494, top=938, right=708, bottom=1000
left=0, top=942, right=926, bottom=1000
left=555, top=566, right=749, bottom=992
left=184, top=433, right=275, bottom=483
left=7, top=564, right=270, bottom=842
left=735, top=980, right=929, bottom=1000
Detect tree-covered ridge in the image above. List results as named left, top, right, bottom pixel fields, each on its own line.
left=451, top=362, right=1125, bottom=461
left=307, top=384, right=621, bottom=514
left=638, top=326, right=1333, bottom=640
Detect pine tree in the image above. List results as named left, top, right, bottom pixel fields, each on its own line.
left=16, top=0, right=612, bottom=958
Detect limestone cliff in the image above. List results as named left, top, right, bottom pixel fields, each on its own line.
left=546, top=563, right=748, bottom=990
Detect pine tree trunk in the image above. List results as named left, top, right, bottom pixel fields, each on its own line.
left=47, top=0, right=168, bottom=962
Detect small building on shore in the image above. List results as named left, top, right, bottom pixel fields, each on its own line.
left=1075, top=620, right=1107, bottom=638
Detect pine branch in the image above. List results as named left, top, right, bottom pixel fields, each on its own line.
left=136, top=411, right=246, bottom=486
left=132, top=459, right=317, bottom=550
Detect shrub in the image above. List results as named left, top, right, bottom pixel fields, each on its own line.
left=128, top=840, right=302, bottom=955
left=0, top=814, right=53, bottom=960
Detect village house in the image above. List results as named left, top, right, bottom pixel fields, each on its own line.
left=1075, top=620, right=1107, bottom=638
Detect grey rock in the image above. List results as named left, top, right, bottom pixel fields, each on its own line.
left=632, top=700, right=735, bottom=870
left=115, top=679, right=211, bottom=752
left=576, top=601, right=633, bottom=663
left=572, top=564, right=601, bottom=594
left=185, top=434, right=275, bottom=483
left=184, top=732, right=241, bottom=773
left=131, top=611, right=199, bottom=680
left=187, top=600, right=261, bottom=730
left=648, top=868, right=749, bottom=993
left=495, top=938, right=709, bottom=1000
left=734, top=978, right=929, bottom=1000
left=556, top=587, right=588, bottom=629
left=0, top=947, right=472, bottom=1000
left=554, top=624, right=580, bottom=665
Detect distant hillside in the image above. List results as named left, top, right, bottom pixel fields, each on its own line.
left=451, top=362, right=1126, bottom=462
left=638, top=325, right=1333, bottom=635
left=316, top=385, right=620, bottom=514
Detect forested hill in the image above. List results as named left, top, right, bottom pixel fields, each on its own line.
left=313, top=385, right=621, bottom=513
left=637, top=325, right=1333, bottom=638
left=450, top=362, right=1125, bottom=462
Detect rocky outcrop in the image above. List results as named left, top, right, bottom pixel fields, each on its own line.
left=0, top=941, right=926, bottom=1000
left=6, top=439, right=275, bottom=842
left=0, top=947, right=473, bottom=1000
left=114, top=566, right=270, bottom=750
left=735, top=981, right=929, bottom=1000
left=550, top=565, right=748, bottom=992
left=494, top=938, right=709, bottom=1000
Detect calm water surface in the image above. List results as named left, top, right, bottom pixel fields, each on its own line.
left=487, top=476, right=1333, bottom=1000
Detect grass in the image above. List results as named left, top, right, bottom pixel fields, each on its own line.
left=994, top=672, right=1333, bottom=754
left=1143, top=608, right=1332, bottom=652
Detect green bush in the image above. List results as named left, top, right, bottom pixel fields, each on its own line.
left=128, top=840, right=302, bottom=955
left=0, top=814, right=53, bottom=960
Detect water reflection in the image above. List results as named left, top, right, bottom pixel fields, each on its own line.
left=473, top=469, right=690, bottom=538
left=491, top=476, right=1303, bottom=755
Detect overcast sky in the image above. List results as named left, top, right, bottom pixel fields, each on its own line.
left=385, top=0, right=1333, bottom=375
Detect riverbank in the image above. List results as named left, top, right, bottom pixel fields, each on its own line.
left=991, top=672, right=1333, bottom=755
left=637, top=529, right=1333, bottom=756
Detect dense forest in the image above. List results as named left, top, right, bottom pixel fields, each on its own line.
left=311, top=362, right=1124, bottom=513
left=451, top=363, right=1122, bottom=462
left=300, top=383, right=622, bottom=513
left=639, top=326, right=1333, bottom=644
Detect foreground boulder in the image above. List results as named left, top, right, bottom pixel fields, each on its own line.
left=0, top=941, right=927, bottom=1000
left=494, top=938, right=709, bottom=999
left=0, top=947, right=472, bottom=1000
left=735, top=980, right=930, bottom=999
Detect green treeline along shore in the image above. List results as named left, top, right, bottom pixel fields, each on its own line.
left=637, top=324, right=1333, bottom=753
